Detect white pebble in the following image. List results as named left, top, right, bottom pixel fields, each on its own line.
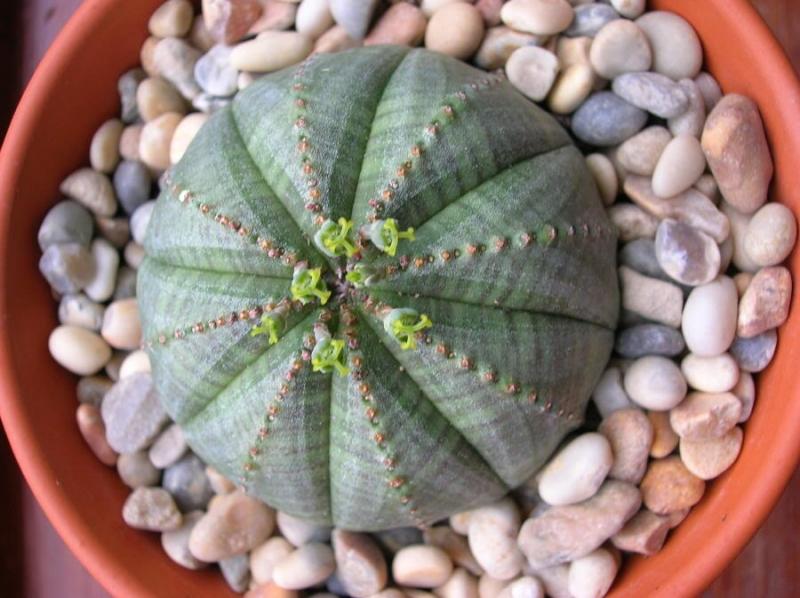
left=567, top=548, right=619, bottom=598
left=272, top=543, right=336, bottom=590
left=589, top=20, right=652, bottom=80
left=682, top=276, right=739, bottom=356
left=49, top=325, right=112, bottom=375
left=743, top=203, right=797, bottom=267
left=506, top=46, right=560, bottom=102
left=623, top=356, right=687, bottom=411
left=296, top=0, right=335, bottom=39
left=119, top=350, right=151, bottom=379
left=636, top=11, right=703, bottom=80
left=548, top=63, right=595, bottom=115
left=84, top=238, right=119, bottom=303
left=680, top=353, right=739, bottom=393
left=592, top=367, right=635, bottom=418
left=467, top=499, right=523, bottom=581
left=538, top=433, right=613, bottom=506
left=230, top=32, right=314, bottom=72
left=497, top=576, right=544, bottom=598
left=500, top=0, right=575, bottom=36
left=131, top=201, right=156, bottom=245
left=101, top=298, right=142, bottom=350
left=651, top=134, right=706, bottom=198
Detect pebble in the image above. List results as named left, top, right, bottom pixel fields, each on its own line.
left=556, top=35, right=591, bottom=67
left=572, top=92, right=647, bottom=147
left=76, top=375, right=113, bottom=406
left=82, top=239, right=119, bottom=303
left=117, top=450, right=161, bottom=488
left=702, top=94, right=773, bottom=214
left=149, top=0, right=194, bottom=37
left=203, top=0, right=264, bottom=44
left=634, top=11, right=702, bottom=80
left=189, top=491, right=275, bottom=561
left=615, top=323, right=685, bottom=358
left=589, top=20, right=652, bottom=80
left=114, top=266, right=139, bottom=301
left=652, top=134, right=706, bottom=198
left=38, top=200, right=94, bottom=251
left=393, top=546, right=454, bottom=588
left=670, top=391, right=742, bottom=441
left=329, top=0, right=380, bottom=39
left=191, top=14, right=217, bottom=51
left=623, top=355, right=687, bottom=411
left=154, top=37, right=203, bottom=100
left=162, top=511, right=206, bottom=570
left=517, top=481, right=641, bottom=569
left=612, top=72, right=688, bottom=119
left=640, top=456, right=705, bottom=514
left=101, top=373, right=168, bottom=453
left=548, top=63, right=595, bottom=115
left=668, top=79, right=706, bottom=138
left=60, top=168, right=117, bottom=217
left=221, top=553, right=252, bottom=592
left=423, top=527, right=482, bottom=576
left=648, top=410, right=679, bottom=458
left=538, top=433, right=613, bottom=505
left=449, top=512, right=472, bottom=536
left=277, top=511, right=331, bottom=546
left=138, top=76, right=186, bottom=123
left=248, top=0, right=298, bottom=34
left=118, top=68, right=146, bottom=123
left=467, top=499, right=524, bottom=580
left=610, top=0, right=644, bottom=18
left=599, top=409, right=653, bottom=484
left=76, top=403, right=117, bottom=466
left=106, top=352, right=126, bottom=382
left=140, top=112, right=183, bottom=171
left=616, top=126, right=671, bottom=177
left=680, top=353, right=739, bottom=393
left=141, top=36, right=161, bottom=77
left=123, top=487, right=182, bottom=531
left=721, top=202, right=759, bottom=273
left=131, top=201, right=156, bottom=245
left=113, top=160, right=152, bottom=215
left=618, top=266, right=684, bottom=328
left=475, top=0, right=504, bottom=26
left=96, top=216, right=131, bottom=248
left=474, top=27, right=542, bottom=71
left=425, top=3, right=485, bottom=60
left=101, top=298, right=141, bottom=350
left=584, top=153, right=618, bottom=205
left=206, top=465, right=237, bottom=495
left=567, top=548, right=618, bottom=598
left=565, top=3, right=619, bottom=38
left=738, top=266, right=792, bottom=338
left=90, top=118, right=124, bottom=174
left=421, top=0, right=466, bottom=17
left=654, top=219, right=720, bottom=286
left=619, top=238, right=670, bottom=281
left=148, top=423, right=187, bottom=468
left=500, top=0, right=575, bottom=36
left=119, top=124, right=144, bottom=161
left=682, top=276, right=739, bottom=356
left=58, top=293, right=105, bottom=331
left=231, top=31, right=313, bottom=72
left=364, top=3, right=427, bottom=47
left=497, top=576, right=543, bottom=598
left=194, top=44, right=238, bottom=97
left=611, top=509, right=670, bottom=555
left=332, top=530, right=388, bottom=597
left=479, top=575, right=511, bottom=598
left=679, top=426, right=743, bottom=480
left=252, top=537, right=294, bottom=585
left=506, top=46, right=560, bottom=102
left=729, top=329, right=778, bottom=373
left=246, top=582, right=300, bottom=598
left=163, top=453, right=215, bottom=511
left=733, top=372, right=756, bottom=422
left=436, top=568, right=479, bottom=598
left=295, top=0, right=334, bottom=39
left=170, top=112, right=209, bottom=164
left=592, top=367, right=634, bottom=418
left=744, top=203, right=797, bottom=267
left=313, top=25, right=361, bottom=53
left=48, top=325, right=111, bottom=375
left=695, top=72, right=723, bottom=111
left=534, top=566, right=572, bottom=598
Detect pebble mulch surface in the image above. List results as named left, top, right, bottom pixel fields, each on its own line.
left=32, top=1, right=798, bottom=597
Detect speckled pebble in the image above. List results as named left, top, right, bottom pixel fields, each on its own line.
left=101, top=373, right=168, bottom=453
left=332, top=529, right=388, bottom=597
left=670, top=391, right=742, bottom=440
left=163, top=453, right=215, bottom=512
left=612, top=72, right=689, bottom=119
left=123, top=486, right=182, bottom=531
left=608, top=204, right=658, bottom=242
left=599, top=409, right=653, bottom=484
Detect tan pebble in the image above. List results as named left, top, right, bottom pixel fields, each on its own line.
left=500, top=0, right=575, bottom=36
left=149, top=0, right=193, bottom=37
left=425, top=3, right=485, bottom=60
left=119, top=125, right=143, bottom=161
left=744, top=203, right=797, bottom=267
left=608, top=204, right=658, bottom=242
left=170, top=112, right=209, bottom=164
left=421, top=0, right=468, bottom=18
left=49, top=325, right=112, bottom=376
left=76, top=403, right=117, bottom=466
left=467, top=498, right=523, bottom=580
left=393, top=546, right=454, bottom=588
left=640, top=456, right=705, bottom=514
left=566, top=547, right=618, bottom=598
left=616, top=126, right=672, bottom=177
left=680, top=353, right=739, bottom=393
left=497, top=576, right=544, bottom=598
left=702, top=94, right=773, bottom=214
left=140, top=36, right=162, bottom=77
left=670, top=391, right=742, bottom=440
left=117, top=451, right=160, bottom=488
left=246, top=582, right=300, bottom=598
left=124, top=241, right=146, bottom=269
left=140, top=112, right=183, bottom=171
left=435, top=568, right=479, bottom=598
left=251, top=537, right=294, bottom=585
left=547, top=63, right=593, bottom=114
left=60, top=168, right=117, bottom=217
left=585, top=153, right=618, bottom=206
left=635, top=11, right=702, bottom=80
left=449, top=511, right=472, bottom=535
left=365, top=3, right=427, bottom=47
left=734, top=272, right=753, bottom=297
left=313, top=25, right=361, bottom=53
left=611, top=509, right=670, bottom=555
left=101, top=299, right=142, bottom=350
left=119, top=350, right=151, bottom=379
left=478, top=574, right=511, bottom=598
left=618, top=266, right=684, bottom=328
left=231, top=31, right=313, bottom=72
left=203, top=0, right=264, bottom=44
left=137, top=77, right=185, bottom=122
left=424, top=527, right=482, bottom=576
left=332, top=529, right=388, bottom=597
left=738, top=266, right=792, bottom=338
left=680, top=426, right=743, bottom=480
left=556, top=35, right=591, bottom=67
left=475, top=26, right=544, bottom=71
left=190, top=14, right=217, bottom=51
left=652, top=134, right=706, bottom=198
left=206, top=465, right=237, bottom=495
left=589, top=20, right=652, bottom=80
left=90, top=119, right=124, bottom=173
left=272, top=543, right=336, bottom=590
left=506, top=46, right=560, bottom=102
left=161, top=511, right=207, bottom=570
left=248, top=0, right=298, bottom=34
left=599, top=409, right=653, bottom=484
left=732, top=371, right=756, bottom=422
left=475, top=0, right=504, bottom=26
left=123, top=486, right=182, bottom=531
left=721, top=201, right=759, bottom=273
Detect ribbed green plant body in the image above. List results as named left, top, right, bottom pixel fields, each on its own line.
left=138, top=46, right=619, bottom=531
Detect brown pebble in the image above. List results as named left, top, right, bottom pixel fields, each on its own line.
left=246, top=582, right=300, bottom=598
left=647, top=410, right=679, bottom=458
left=423, top=526, right=483, bottom=576
left=365, top=3, right=427, bottom=47
left=119, top=125, right=144, bottom=161
left=333, top=529, right=389, bottom=597
left=679, top=426, right=743, bottom=480
left=640, top=456, right=705, bottom=515
left=669, top=392, right=742, bottom=440
left=76, top=403, right=117, bottom=466
left=611, top=509, right=670, bottom=555
left=598, top=408, right=653, bottom=484
left=203, top=0, right=264, bottom=44
left=737, top=266, right=792, bottom=338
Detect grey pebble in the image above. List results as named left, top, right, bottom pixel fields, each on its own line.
left=113, top=160, right=152, bottom=215
left=571, top=92, right=648, bottom=147
left=39, top=242, right=95, bottom=294
left=101, top=373, right=169, bottom=453
left=118, top=450, right=162, bottom=488
left=96, top=216, right=131, bottom=248
left=163, top=453, right=215, bottom=512
left=77, top=375, right=114, bottom=407
left=153, top=37, right=202, bottom=100
left=118, top=68, right=147, bottom=123
left=114, top=266, right=138, bottom=300
left=194, top=45, right=239, bottom=98
left=59, top=293, right=105, bottom=331
left=326, top=572, right=349, bottom=596
left=729, top=330, right=778, bottom=373
left=374, top=527, right=424, bottom=554
left=149, top=423, right=188, bottom=469
left=566, top=3, right=619, bottom=38
left=330, top=0, right=380, bottom=39
left=618, top=239, right=670, bottom=282
left=220, top=553, right=251, bottom=592
left=38, top=200, right=94, bottom=251
left=615, top=324, right=685, bottom=358
left=612, top=72, right=689, bottom=118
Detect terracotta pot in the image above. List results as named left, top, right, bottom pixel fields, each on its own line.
left=1, top=0, right=798, bottom=596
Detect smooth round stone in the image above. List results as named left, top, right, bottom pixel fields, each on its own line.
left=277, top=511, right=331, bottom=546
left=680, top=353, right=739, bottom=393
left=296, top=0, right=334, bottom=38
left=618, top=266, right=684, bottom=328
left=148, top=423, right=187, bottom=469
left=148, top=0, right=193, bottom=37
left=77, top=373, right=113, bottom=406
left=437, top=568, right=479, bottom=598
left=140, top=112, right=183, bottom=171
left=118, top=68, right=146, bottom=123
left=668, top=79, right=706, bottom=138
left=475, top=27, right=541, bottom=71
left=500, top=0, right=575, bottom=35
left=695, top=72, right=723, bottom=111
left=231, top=31, right=314, bottom=72
left=137, top=77, right=186, bottom=122
left=113, top=160, right=152, bottom=215
left=425, top=3, right=485, bottom=60
left=623, top=356, right=687, bottom=411
left=616, top=126, right=672, bottom=177
left=329, top=0, right=380, bottom=39
left=612, top=72, right=689, bottom=119
left=538, top=433, right=613, bottom=506
left=589, top=19, right=652, bottom=80
left=60, top=168, right=117, bottom=217
left=251, top=537, right=294, bottom=585
left=565, top=3, right=618, bottom=38
left=246, top=0, right=298, bottom=35
left=424, top=527, right=482, bottom=576
left=189, top=491, right=276, bottom=562
left=505, top=46, right=560, bottom=102
left=680, top=426, right=743, bottom=480
left=467, top=499, right=523, bottom=580
left=743, top=203, right=797, bottom=267
left=190, top=13, right=216, bottom=51
left=619, top=238, right=669, bottom=281
left=131, top=200, right=156, bottom=245
left=90, top=118, right=124, bottom=173
left=141, top=36, right=162, bottom=77
left=733, top=371, right=756, bottom=422
left=195, top=44, right=238, bottom=97
left=682, top=276, right=738, bottom=357
left=170, top=112, right=210, bottom=164
left=615, top=324, right=685, bottom=358
left=393, top=546, right=453, bottom=588
left=654, top=219, right=720, bottom=286
left=332, top=530, right=388, bottom=597
left=76, top=403, right=117, bottom=466
left=721, top=201, right=759, bottom=273
left=59, top=294, right=105, bottom=331
left=572, top=92, right=647, bottom=147
left=163, top=453, right=215, bottom=512
left=119, top=124, right=143, bottom=161
left=247, top=583, right=301, bottom=598
left=154, top=37, right=202, bottom=100
left=640, top=456, right=705, bottom=514
left=592, top=367, right=634, bottom=419
left=497, top=576, right=544, bottom=598
left=162, top=511, right=207, bottom=571
left=96, top=216, right=131, bottom=249
left=635, top=11, right=702, bottom=80
left=585, top=153, right=618, bottom=205
left=82, top=238, right=119, bottom=303
left=669, top=391, right=742, bottom=440
left=729, top=329, right=778, bottom=373
left=599, top=409, right=653, bottom=484
left=117, top=450, right=161, bottom=488
left=364, top=3, right=427, bottom=47
left=272, top=543, right=335, bottom=590
left=123, top=487, right=182, bottom=531
left=557, top=35, right=592, bottom=67
left=567, top=548, right=618, bottom=598
left=738, top=267, right=792, bottom=337
left=37, top=200, right=94, bottom=251
left=652, top=134, right=707, bottom=198
left=49, top=325, right=111, bottom=376
left=648, top=410, right=679, bottom=458
left=101, top=298, right=141, bottom=350
left=547, top=63, right=594, bottom=115
left=101, top=373, right=168, bottom=453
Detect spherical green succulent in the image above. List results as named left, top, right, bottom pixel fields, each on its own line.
left=138, top=46, right=619, bottom=530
